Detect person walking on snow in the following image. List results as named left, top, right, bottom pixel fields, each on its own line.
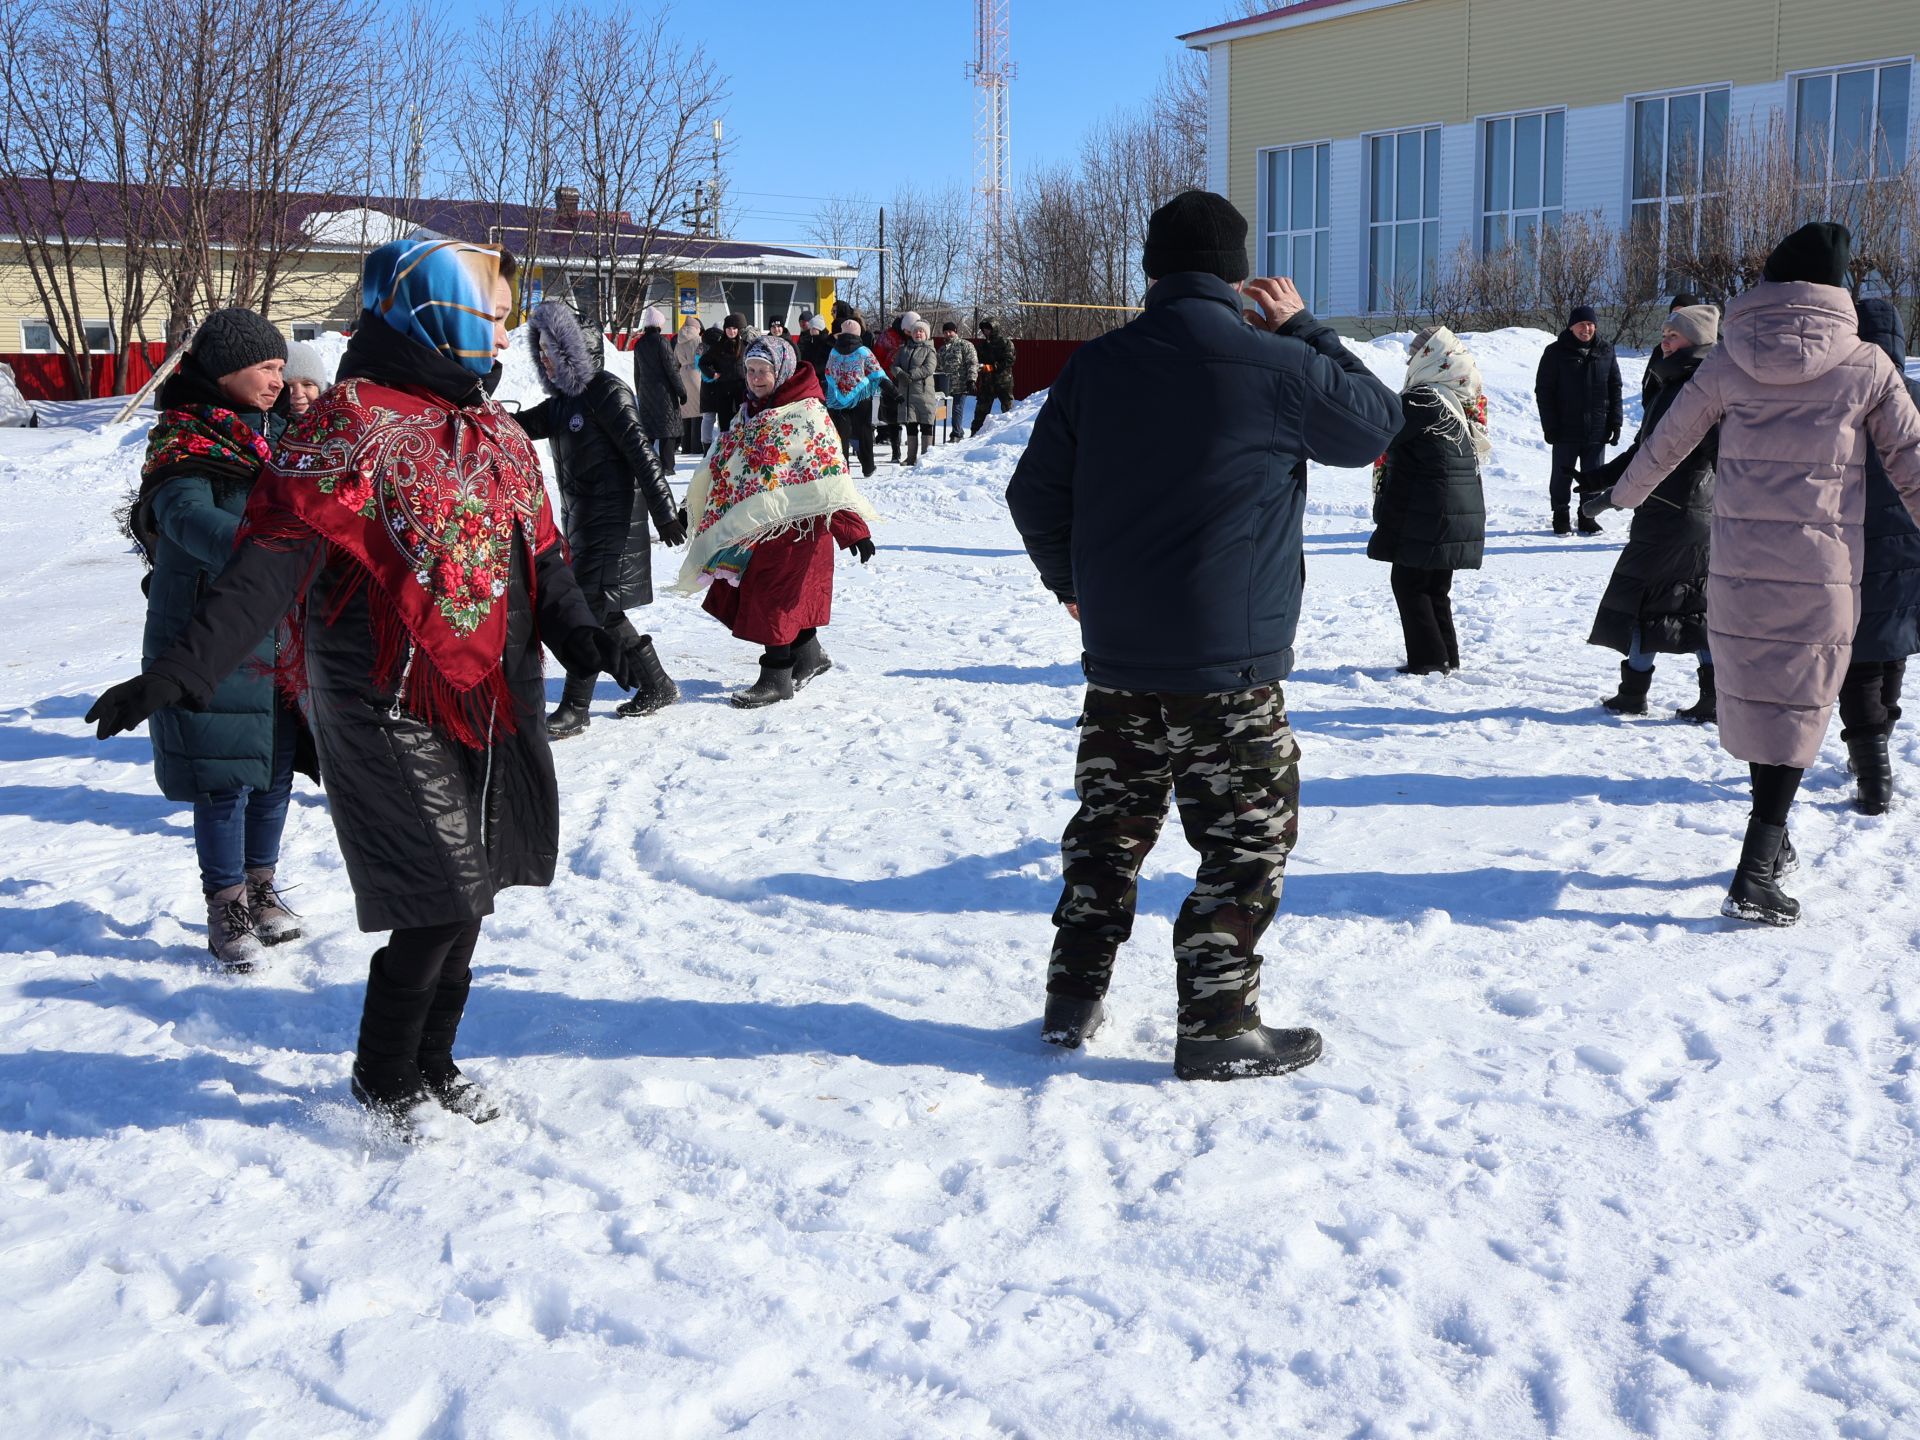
left=891, top=318, right=939, bottom=466
left=125, top=308, right=315, bottom=972
left=1367, top=325, right=1488, bottom=675
left=1579, top=303, right=1721, bottom=721
left=1590, top=223, right=1920, bottom=926
left=518, top=301, right=687, bottom=736
left=1535, top=304, right=1623, bottom=535
left=630, top=305, right=688, bottom=476
left=939, top=320, right=978, bottom=441
left=971, top=317, right=1016, bottom=433
left=675, top=335, right=878, bottom=708
left=821, top=317, right=895, bottom=478
left=88, top=240, right=647, bottom=1135
left=1006, top=189, right=1404, bottom=1081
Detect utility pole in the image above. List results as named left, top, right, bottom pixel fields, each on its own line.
left=878, top=207, right=887, bottom=321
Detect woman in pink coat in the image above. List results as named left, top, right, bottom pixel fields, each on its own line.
left=1597, top=224, right=1920, bottom=926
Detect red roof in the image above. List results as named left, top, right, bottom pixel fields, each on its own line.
left=1179, top=0, right=1378, bottom=43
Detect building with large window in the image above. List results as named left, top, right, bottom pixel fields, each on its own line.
left=1181, top=0, right=1915, bottom=323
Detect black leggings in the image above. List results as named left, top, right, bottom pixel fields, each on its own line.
left=1389, top=563, right=1458, bottom=671
left=1749, top=763, right=1804, bottom=827
left=385, top=918, right=483, bottom=990
left=763, top=627, right=818, bottom=667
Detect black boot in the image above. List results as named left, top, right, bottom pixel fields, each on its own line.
left=1174, top=1024, right=1324, bottom=1081
left=1776, top=829, right=1798, bottom=879
left=350, top=950, right=436, bottom=1132
left=904, top=427, right=920, bottom=466
left=1577, top=511, right=1603, bottom=535
left=1721, top=818, right=1801, bottom=926
left=1553, top=509, right=1572, bottom=536
left=1040, top=994, right=1105, bottom=1049
left=615, top=635, right=680, bottom=717
left=1676, top=665, right=1716, bottom=723
left=730, top=660, right=796, bottom=709
left=1602, top=661, right=1653, bottom=715
left=415, top=971, right=501, bottom=1124
left=546, top=672, right=594, bottom=738
left=792, top=633, right=833, bottom=689
left=1848, top=733, right=1893, bottom=815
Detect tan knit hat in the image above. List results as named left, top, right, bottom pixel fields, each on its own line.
left=1665, top=303, right=1720, bottom=348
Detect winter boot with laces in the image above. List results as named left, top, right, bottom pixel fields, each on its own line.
left=1174, top=1023, right=1324, bottom=1081
left=615, top=635, right=680, bottom=717
left=792, top=633, right=833, bottom=689
left=415, top=970, right=501, bottom=1124
left=730, top=660, right=796, bottom=709
left=349, top=950, right=437, bottom=1136
left=1847, top=733, right=1893, bottom=815
left=245, top=866, right=302, bottom=946
left=1040, top=993, right=1105, bottom=1049
left=1602, top=661, right=1653, bottom=715
left=206, top=883, right=263, bottom=974
left=1675, top=665, right=1717, bottom=724
left=1721, top=818, right=1800, bottom=926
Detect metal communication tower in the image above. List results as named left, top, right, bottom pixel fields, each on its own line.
left=966, top=0, right=1014, bottom=310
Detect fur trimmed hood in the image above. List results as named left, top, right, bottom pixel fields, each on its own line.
left=528, top=300, right=603, bottom=399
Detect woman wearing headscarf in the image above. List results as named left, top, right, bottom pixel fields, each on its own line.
left=1367, top=325, right=1488, bottom=674
left=87, top=238, right=649, bottom=1133
left=675, top=334, right=879, bottom=707
left=1578, top=303, right=1721, bottom=721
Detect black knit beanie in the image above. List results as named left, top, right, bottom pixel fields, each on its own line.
left=1568, top=305, right=1598, bottom=326
left=1144, top=190, right=1250, bottom=283
left=191, top=307, right=287, bottom=380
left=1763, top=222, right=1853, bottom=288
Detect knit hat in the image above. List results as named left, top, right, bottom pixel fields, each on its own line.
left=743, top=334, right=796, bottom=388
left=1664, top=303, right=1720, bottom=348
left=1568, top=305, right=1598, bottom=326
left=722, top=312, right=746, bottom=330
left=191, top=307, right=287, bottom=380
left=1408, top=324, right=1441, bottom=356
left=1763, top=222, right=1853, bottom=288
left=641, top=305, right=668, bottom=331
left=807, top=314, right=826, bottom=332
left=898, top=311, right=923, bottom=336
left=1143, top=189, right=1249, bottom=283
left=1668, top=292, right=1701, bottom=312
left=282, top=339, right=333, bottom=389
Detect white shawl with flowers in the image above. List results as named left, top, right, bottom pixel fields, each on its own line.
left=1404, top=326, right=1492, bottom=460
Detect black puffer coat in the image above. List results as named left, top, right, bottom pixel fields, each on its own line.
left=1585, top=345, right=1715, bottom=655
left=1853, top=298, right=1920, bottom=664
left=1535, top=329, right=1623, bottom=446
left=521, top=311, right=676, bottom=611
left=796, top=328, right=833, bottom=379
left=1367, top=386, right=1486, bottom=571
left=699, top=330, right=745, bottom=414
left=630, top=329, right=687, bottom=440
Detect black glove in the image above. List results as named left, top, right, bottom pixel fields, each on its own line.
left=85, top=672, right=183, bottom=739
left=655, top=510, right=688, bottom=546
left=1607, top=427, right=1621, bottom=446
left=1575, top=449, right=1630, bottom=492
left=844, top=536, right=875, bottom=565
left=560, top=625, right=646, bottom=689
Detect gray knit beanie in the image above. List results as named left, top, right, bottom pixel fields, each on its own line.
left=191, top=307, right=287, bottom=380
left=283, top=339, right=334, bottom=389
left=1664, top=304, right=1720, bottom=348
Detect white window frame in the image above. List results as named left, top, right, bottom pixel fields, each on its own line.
left=1624, top=84, right=1732, bottom=287
left=291, top=322, right=322, bottom=342
left=1254, top=139, right=1332, bottom=313
left=718, top=278, right=800, bottom=329
left=1364, top=124, right=1441, bottom=313
left=1478, top=107, right=1566, bottom=254
left=1789, top=56, right=1915, bottom=200
left=19, top=320, right=54, bottom=353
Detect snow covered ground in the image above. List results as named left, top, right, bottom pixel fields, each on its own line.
left=4, top=328, right=1920, bottom=1438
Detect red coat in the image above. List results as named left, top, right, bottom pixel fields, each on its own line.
left=700, top=363, right=873, bottom=646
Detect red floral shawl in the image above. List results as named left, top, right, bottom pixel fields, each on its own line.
left=239, top=377, right=559, bottom=745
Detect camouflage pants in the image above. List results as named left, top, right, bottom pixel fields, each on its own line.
left=1048, top=682, right=1301, bottom=1040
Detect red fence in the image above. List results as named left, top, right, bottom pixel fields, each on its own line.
left=2, top=344, right=169, bottom=402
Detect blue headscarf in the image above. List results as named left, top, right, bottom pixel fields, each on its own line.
left=361, top=237, right=504, bottom=375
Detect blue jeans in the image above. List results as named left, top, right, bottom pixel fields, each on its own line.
left=948, top=392, right=976, bottom=437
left=1626, top=626, right=1711, bottom=674
left=193, top=709, right=297, bottom=894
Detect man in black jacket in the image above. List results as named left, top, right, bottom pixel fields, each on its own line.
left=1534, top=304, right=1622, bottom=535
left=1006, top=189, right=1403, bottom=1081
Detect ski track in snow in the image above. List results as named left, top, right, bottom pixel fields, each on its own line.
left=3, top=330, right=1919, bottom=1438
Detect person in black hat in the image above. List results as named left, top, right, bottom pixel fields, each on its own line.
left=1535, top=302, right=1623, bottom=535
left=1006, top=188, right=1404, bottom=1081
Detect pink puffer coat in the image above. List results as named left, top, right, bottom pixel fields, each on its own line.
left=1614, top=280, right=1920, bottom=767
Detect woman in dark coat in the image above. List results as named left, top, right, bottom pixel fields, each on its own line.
left=88, top=240, right=648, bottom=1134
left=519, top=301, right=687, bottom=735
left=630, top=305, right=688, bottom=475
left=129, top=308, right=307, bottom=972
left=1579, top=304, right=1720, bottom=721
left=1839, top=297, right=1920, bottom=812
left=699, top=314, right=748, bottom=434
left=1368, top=325, right=1488, bottom=674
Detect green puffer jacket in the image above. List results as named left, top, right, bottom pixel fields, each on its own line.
left=139, top=387, right=287, bottom=801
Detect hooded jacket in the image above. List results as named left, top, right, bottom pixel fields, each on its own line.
left=1613, top=280, right=1920, bottom=766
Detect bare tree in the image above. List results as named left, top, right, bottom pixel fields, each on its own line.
left=459, top=0, right=567, bottom=265
left=886, top=184, right=971, bottom=320
left=808, top=194, right=880, bottom=318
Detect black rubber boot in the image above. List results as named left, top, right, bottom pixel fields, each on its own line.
left=546, top=672, right=595, bottom=738
left=730, top=661, right=796, bottom=709
left=1602, top=661, right=1653, bottom=716
left=1175, top=1024, right=1324, bottom=1081
left=1553, top=509, right=1572, bottom=536
left=1847, top=733, right=1893, bottom=815
left=1775, top=829, right=1798, bottom=879
left=615, top=635, right=680, bottom=717
left=350, top=950, right=437, bottom=1133
left=1040, top=994, right=1105, bottom=1049
left=1721, top=818, right=1801, bottom=926
left=415, top=971, right=501, bottom=1124
left=1676, top=665, right=1716, bottom=724
left=792, top=633, right=833, bottom=689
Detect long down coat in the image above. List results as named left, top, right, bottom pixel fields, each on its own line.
left=890, top=337, right=940, bottom=424
left=1613, top=280, right=1920, bottom=767
left=629, top=328, right=687, bottom=443
left=1852, top=298, right=1920, bottom=665
left=1366, top=385, right=1486, bottom=572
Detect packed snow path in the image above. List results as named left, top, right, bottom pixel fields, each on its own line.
left=4, top=333, right=1919, bottom=1438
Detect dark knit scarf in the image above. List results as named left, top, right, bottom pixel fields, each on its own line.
left=239, top=315, right=558, bottom=747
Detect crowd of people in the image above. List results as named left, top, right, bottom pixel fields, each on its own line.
left=78, top=193, right=1920, bottom=1119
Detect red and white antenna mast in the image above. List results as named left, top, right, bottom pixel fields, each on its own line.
left=967, top=0, right=1014, bottom=310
